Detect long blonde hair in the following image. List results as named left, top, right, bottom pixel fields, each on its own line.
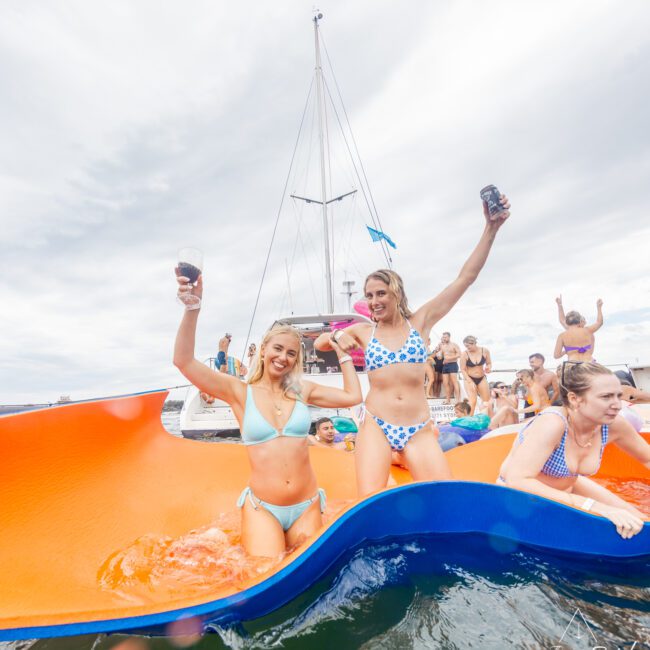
left=364, top=269, right=413, bottom=320
left=247, top=325, right=304, bottom=399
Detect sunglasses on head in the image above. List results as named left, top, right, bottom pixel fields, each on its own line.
left=560, top=360, right=583, bottom=386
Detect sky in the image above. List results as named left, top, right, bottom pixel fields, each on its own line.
left=1, top=0, right=649, bottom=405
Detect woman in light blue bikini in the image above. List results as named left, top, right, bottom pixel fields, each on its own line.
left=174, top=274, right=361, bottom=557
left=499, top=362, right=649, bottom=539
left=315, top=194, right=511, bottom=495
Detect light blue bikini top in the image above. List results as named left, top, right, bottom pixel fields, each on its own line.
left=517, top=410, right=608, bottom=478
left=241, top=384, right=311, bottom=446
left=364, top=321, right=428, bottom=372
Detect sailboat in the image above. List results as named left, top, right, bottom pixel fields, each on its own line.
left=180, top=12, right=457, bottom=439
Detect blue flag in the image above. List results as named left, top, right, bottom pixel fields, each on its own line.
left=366, top=225, right=397, bottom=249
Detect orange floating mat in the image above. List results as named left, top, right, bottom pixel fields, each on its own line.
left=1, top=392, right=649, bottom=641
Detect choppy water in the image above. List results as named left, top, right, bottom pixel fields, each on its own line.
left=3, top=410, right=649, bottom=649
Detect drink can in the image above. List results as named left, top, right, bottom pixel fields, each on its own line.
left=480, top=184, right=505, bottom=218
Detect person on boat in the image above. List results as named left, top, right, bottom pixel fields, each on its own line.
left=498, top=362, right=650, bottom=539
left=423, top=337, right=437, bottom=398
left=486, top=382, right=519, bottom=429
left=514, top=369, right=551, bottom=417
left=217, top=333, right=232, bottom=372
left=620, top=380, right=650, bottom=405
left=308, top=417, right=354, bottom=451
left=314, top=194, right=511, bottom=495
left=174, top=274, right=362, bottom=557
left=246, top=343, right=258, bottom=376
left=556, top=295, right=604, bottom=334
left=554, top=310, right=596, bottom=362
left=460, top=335, right=492, bottom=414
left=440, top=332, right=462, bottom=404
left=528, top=353, right=561, bottom=405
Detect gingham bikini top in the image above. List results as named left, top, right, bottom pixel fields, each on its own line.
left=364, top=321, right=428, bottom=372
left=517, top=410, right=608, bottom=478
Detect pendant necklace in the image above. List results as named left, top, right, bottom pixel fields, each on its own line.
left=568, top=415, right=596, bottom=448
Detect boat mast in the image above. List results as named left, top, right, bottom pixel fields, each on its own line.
left=313, top=11, right=334, bottom=313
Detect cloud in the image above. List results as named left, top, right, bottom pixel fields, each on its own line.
left=1, top=0, right=650, bottom=403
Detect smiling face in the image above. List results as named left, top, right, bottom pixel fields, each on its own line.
left=364, top=278, right=398, bottom=322
left=569, top=375, right=622, bottom=424
left=529, top=356, right=543, bottom=371
left=260, top=332, right=300, bottom=379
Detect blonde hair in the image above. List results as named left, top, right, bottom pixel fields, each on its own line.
left=463, top=335, right=477, bottom=345
left=364, top=269, right=413, bottom=319
left=559, top=361, right=613, bottom=404
left=247, top=325, right=304, bottom=399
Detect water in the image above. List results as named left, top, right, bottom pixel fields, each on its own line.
left=4, top=535, right=649, bottom=649
left=3, top=410, right=648, bottom=649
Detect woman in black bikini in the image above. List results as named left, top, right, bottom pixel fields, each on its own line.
left=460, top=335, right=492, bottom=414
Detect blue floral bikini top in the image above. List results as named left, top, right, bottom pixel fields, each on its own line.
left=517, top=410, right=609, bottom=478
left=364, top=321, right=428, bottom=372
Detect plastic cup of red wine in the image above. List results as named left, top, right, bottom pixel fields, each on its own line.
left=177, top=247, right=203, bottom=309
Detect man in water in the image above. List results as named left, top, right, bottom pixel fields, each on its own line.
left=217, top=333, right=232, bottom=372
left=528, top=353, right=561, bottom=405
left=440, top=332, right=461, bottom=404
left=309, top=417, right=354, bottom=450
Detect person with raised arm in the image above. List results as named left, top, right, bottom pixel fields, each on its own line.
left=499, top=362, right=650, bottom=539
left=556, top=296, right=604, bottom=333
left=314, top=194, right=511, bottom=496
left=173, top=272, right=362, bottom=557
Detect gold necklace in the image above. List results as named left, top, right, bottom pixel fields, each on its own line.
left=568, top=415, right=596, bottom=448
left=260, top=385, right=284, bottom=415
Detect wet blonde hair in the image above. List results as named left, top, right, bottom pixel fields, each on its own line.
left=247, top=325, right=304, bottom=399
left=559, top=361, right=613, bottom=404
left=364, top=269, right=413, bottom=319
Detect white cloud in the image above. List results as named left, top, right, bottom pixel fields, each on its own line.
left=1, top=0, right=649, bottom=403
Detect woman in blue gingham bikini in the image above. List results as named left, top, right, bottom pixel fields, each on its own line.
left=499, top=362, right=650, bottom=539
left=315, top=194, right=511, bottom=496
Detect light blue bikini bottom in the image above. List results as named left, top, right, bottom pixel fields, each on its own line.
left=237, top=487, right=327, bottom=532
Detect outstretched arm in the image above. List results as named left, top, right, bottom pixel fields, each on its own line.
left=414, top=196, right=510, bottom=331
left=173, top=273, right=244, bottom=406
left=556, top=295, right=567, bottom=329
left=303, top=341, right=362, bottom=408
left=587, top=298, right=604, bottom=333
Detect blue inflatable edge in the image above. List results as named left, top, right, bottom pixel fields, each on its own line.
left=1, top=480, right=649, bottom=641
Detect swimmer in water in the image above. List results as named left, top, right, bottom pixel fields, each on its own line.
left=499, top=362, right=650, bottom=539
left=460, top=335, right=492, bottom=414
left=315, top=193, right=511, bottom=495
left=174, top=272, right=361, bottom=556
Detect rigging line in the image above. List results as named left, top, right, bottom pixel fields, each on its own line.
left=289, top=198, right=321, bottom=311
left=321, top=32, right=393, bottom=267
left=241, top=78, right=314, bottom=360
left=321, top=75, right=392, bottom=268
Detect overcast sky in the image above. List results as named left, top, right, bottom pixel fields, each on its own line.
left=1, top=0, right=649, bottom=404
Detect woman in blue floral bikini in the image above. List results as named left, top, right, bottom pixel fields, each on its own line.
left=315, top=195, right=511, bottom=495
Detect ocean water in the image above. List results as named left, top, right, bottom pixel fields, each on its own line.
left=2, top=411, right=649, bottom=649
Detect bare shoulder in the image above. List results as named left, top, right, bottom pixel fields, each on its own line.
left=348, top=321, right=374, bottom=344
left=527, top=409, right=567, bottom=437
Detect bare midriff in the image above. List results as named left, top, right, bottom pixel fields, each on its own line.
left=247, top=438, right=318, bottom=505
left=365, top=363, right=430, bottom=424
